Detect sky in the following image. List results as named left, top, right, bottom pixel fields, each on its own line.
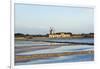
left=15, top=4, right=94, bottom=35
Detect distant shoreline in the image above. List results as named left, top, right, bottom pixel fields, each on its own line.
left=15, top=32, right=94, bottom=39
left=15, top=37, right=94, bottom=40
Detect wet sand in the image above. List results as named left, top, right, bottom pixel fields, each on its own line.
left=15, top=50, right=94, bottom=62
left=15, top=46, right=59, bottom=53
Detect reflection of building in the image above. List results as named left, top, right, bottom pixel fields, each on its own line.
left=49, top=32, right=72, bottom=38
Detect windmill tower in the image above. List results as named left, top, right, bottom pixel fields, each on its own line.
left=49, top=27, right=55, bottom=34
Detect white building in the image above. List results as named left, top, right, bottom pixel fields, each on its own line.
left=49, top=32, right=72, bottom=38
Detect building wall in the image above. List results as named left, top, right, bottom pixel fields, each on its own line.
left=49, top=33, right=71, bottom=38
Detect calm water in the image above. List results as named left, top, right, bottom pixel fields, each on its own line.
left=16, top=45, right=94, bottom=55
left=15, top=38, right=94, bottom=65
left=15, top=38, right=94, bottom=47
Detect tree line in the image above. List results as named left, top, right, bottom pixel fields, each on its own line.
left=15, top=33, right=49, bottom=37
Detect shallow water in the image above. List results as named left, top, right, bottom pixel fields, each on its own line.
left=16, top=54, right=94, bottom=65
left=15, top=38, right=94, bottom=47
left=15, top=38, right=94, bottom=65
left=16, top=45, right=93, bottom=55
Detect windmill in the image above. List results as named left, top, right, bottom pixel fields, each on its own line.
left=49, top=27, right=55, bottom=34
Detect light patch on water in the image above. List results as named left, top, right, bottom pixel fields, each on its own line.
left=16, top=45, right=94, bottom=55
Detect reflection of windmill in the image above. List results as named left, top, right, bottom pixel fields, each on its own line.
left=49, top=27, right=55, bottom=34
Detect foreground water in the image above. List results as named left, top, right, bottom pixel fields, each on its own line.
left=15, top=38, right=94, bottom=65
left=16, top=54, right=94, bottom=65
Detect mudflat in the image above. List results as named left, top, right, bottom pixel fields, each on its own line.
left=15, top=50, right=94, bottom=62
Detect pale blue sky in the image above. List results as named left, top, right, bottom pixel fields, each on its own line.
left=15, top=4, right=94, bottom=34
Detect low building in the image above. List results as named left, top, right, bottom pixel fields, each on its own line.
left=49, top=32, right=72, bottom=38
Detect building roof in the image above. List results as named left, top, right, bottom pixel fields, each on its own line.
left=50, top=32, right=72, bottom=35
